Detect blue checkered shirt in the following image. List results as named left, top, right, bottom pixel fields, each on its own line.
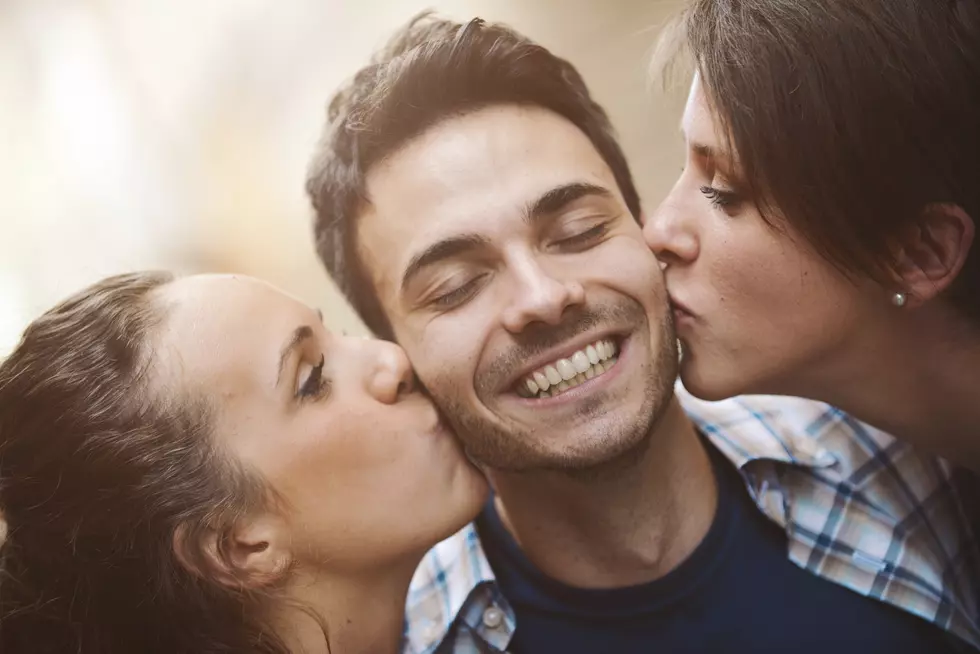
left=404, top=388, right=980, bottom=653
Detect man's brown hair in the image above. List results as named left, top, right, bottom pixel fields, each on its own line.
left=307, top=12, right=641, bottom=339
left=658, top=0, right=980, bottom=322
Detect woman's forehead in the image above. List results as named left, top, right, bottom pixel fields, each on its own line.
left=156, top=275, right=314, bottom=391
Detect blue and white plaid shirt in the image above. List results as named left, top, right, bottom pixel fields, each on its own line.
left=404, top=388, right=980, bottom=653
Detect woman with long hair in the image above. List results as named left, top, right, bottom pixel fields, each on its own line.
left=0, top=271, right=488, bottom=653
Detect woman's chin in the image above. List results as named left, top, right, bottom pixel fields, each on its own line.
left=439, top=466, right=490, bottom=542
left=679, top=360, right=741, bottom=403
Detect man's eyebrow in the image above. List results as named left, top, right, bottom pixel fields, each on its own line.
left=276, top=325, right=314, bottom=387
left=400, top=233, right=491, bottom=293
left=524, top=182, right=613, bottom=225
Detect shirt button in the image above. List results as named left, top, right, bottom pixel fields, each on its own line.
left=482, top=606, right=504, bottom=629
left=795, top=437, right=833, bottom=464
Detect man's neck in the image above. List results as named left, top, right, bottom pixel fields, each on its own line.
left=488, top=397, right=717, bottom=589
left=791, top=309, right=980, bottom=470
left=270, top=558, right=419, bottom=654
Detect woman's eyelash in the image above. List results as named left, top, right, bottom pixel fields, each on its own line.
left=699, top=185, right=741, bottom=209
left=298, top=354, right=329, bottom=401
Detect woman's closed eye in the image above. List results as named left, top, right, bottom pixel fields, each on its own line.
left=297, top=354, right=330, bottom=401
left=699, top=185, right=743, bottom=212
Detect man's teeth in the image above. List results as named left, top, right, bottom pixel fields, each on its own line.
left=516, top=339, right=619, bottom=399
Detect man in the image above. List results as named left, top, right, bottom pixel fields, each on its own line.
left=307, top=13, right=980, bottom=653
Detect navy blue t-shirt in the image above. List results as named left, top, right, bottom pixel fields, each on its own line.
left=476, top=438, right=959, bottom=653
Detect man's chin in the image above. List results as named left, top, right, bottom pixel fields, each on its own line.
left=463, top=407, right=660, bottom=475
left=446, top=355, right=675, bottom=474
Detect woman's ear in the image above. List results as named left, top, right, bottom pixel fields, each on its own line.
left=173, top=513, right=292, bottom=590
left=891, top=203, right=975, bottom=306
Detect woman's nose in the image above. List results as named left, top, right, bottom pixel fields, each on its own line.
left=644, top=186, right=700, bottom=266
left=358, top=337, right=416, bottom=404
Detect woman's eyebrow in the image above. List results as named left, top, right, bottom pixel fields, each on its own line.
left=276, top=325, right=314, bottom=387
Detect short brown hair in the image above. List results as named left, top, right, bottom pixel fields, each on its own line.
left=0, top=272, right=290, bottom=653
left=307, top=12, right=641, bottom=339
left=658, top=0, right=980, bottom=322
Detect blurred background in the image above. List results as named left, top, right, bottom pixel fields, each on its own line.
left=0, top=0, right=688, bottom=353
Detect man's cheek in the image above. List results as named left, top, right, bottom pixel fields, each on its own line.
left=413, top=359, right=458, bottom=405
left=430, top=370, right=464, bottom=405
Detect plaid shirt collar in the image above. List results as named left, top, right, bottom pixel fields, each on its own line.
left=404, top=387, right=980, bottom=653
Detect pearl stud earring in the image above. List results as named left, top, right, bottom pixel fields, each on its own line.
left=891, top=291, right=908, bottom=307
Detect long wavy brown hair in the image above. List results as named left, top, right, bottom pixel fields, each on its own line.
left=0, top=271, right=293, bottom=653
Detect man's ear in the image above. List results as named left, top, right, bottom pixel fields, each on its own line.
left=172, top=513, right=292, bottom=590
left=891, top=203, right=975, bottom=306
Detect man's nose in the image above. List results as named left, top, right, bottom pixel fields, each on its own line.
left=499, top=257, right=586, bottom=334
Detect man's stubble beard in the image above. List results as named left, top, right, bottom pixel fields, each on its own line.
left=438, top=307, right=679, bottom=479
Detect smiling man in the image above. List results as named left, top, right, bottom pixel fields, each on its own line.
left=358, top=107, right=676, bottom=476
left=306, top=13, right=980, bottom=654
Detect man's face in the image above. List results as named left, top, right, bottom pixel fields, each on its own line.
left=358, top=105, right=676, bottom=472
